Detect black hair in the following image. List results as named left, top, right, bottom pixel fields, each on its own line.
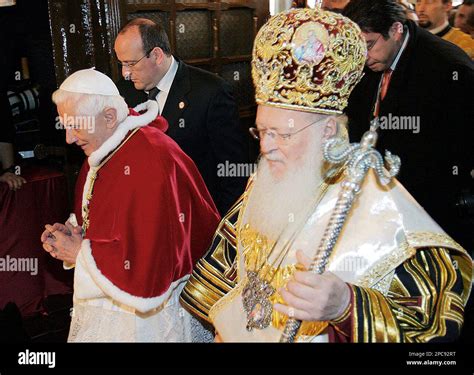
left=343, top=0, right=407, bottom=38
left=118, top=18, right=171, bottom=56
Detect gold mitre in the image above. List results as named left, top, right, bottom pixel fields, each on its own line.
left=252, top=8, right=367, bottom=115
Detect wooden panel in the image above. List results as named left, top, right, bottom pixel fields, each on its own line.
left=127, top=10, right=170, bottom=27
left=220, top=8, right=253, bottom=57
left=175, top=0, right=211, bottom=3
left=221, top=61, right=254, bottom=108
left=47, top=0, right=115, bottom=85
left=122, top=1, right=268, bottom=118
left=48, top=0, right=269, bottom=121
left=128, top=0, right=168, bottom=4
left=175, top=10, right=212, bottom=59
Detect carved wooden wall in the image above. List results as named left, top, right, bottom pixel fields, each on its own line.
left=48, top=0, right=270, bottom=122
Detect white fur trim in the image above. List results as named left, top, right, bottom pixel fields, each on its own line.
left=81, top=101, right=159, bottom=221
left=88, top=100, right=158, bottom=167
left=75, top=239, right=190, bottom=313
left=74, top=242, right=107, bottom=301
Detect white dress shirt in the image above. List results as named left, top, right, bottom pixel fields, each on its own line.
left=150, top=56, right=179, bottom=115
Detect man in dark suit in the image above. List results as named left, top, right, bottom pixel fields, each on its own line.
left=343, top=0, right=474, bottom=251
left=114, top=18, right=247, bottom=215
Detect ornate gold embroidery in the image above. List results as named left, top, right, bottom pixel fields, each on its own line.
left=357, top=240, right=416, bottom=288
left=209, top=278, right=246, bottom=324
left=406, top=231, right=467, bottom=255
left=180, top=196, right=245, bottom=321
left=353, top=247, right=470, bottom=343
left=371, top=270, right=396, bottom=296
left=252, top=8, right=367, bottom=115
left=239, top=225, right=328, bottom=337
left=234, top=174, right=255, bottom=284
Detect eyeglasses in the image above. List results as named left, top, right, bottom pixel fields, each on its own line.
left=249, top=119, right=321, bottom=143
left=116, top=48, right=154, bottom=69
left=366, top=34, right=382, bottom=52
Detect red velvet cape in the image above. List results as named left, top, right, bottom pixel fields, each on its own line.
left=74, top=112, right=220, bottom=299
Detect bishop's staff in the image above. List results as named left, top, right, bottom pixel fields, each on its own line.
left=279, top=117, right=401, bottom=343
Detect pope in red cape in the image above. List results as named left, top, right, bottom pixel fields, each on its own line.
left=40, top=68, right=220, bottom=342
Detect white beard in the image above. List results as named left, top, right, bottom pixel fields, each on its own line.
left=245, top=149, right=323, bottom=242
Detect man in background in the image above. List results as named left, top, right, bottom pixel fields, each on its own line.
left=114, top=18, right=248, bottom=215
left=455, top=0, right=474, bottom=37
left=416, top=0, right=474, bottom=57
left=344, top=0, right=474, bottom=252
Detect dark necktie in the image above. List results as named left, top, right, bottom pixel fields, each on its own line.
left=147, top=87, right=160, bottom=100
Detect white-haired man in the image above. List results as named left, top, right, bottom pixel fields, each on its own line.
left=40, top=68, right=220, bottom=342
left=181, top=8, right=472, bottom=342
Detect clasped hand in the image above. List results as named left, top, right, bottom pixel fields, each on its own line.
left=40, top=221, right=83, bottom=264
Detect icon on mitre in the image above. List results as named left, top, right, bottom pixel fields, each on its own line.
left=292, top=22, right=329, bottom=66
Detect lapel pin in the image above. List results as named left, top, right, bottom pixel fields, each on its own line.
left=179, top=101, right=185, bottom=109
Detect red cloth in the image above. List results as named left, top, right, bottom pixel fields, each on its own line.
left=380, top=69, right=393, bottom=101
left=74, top=115, right=220, bottom=299
left=0, top=166, right=73, bottom=316
left=374, top=69, right=394, bottom=117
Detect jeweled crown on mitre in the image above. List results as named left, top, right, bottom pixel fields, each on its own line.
left=252, top=8, right=367, bottom=115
